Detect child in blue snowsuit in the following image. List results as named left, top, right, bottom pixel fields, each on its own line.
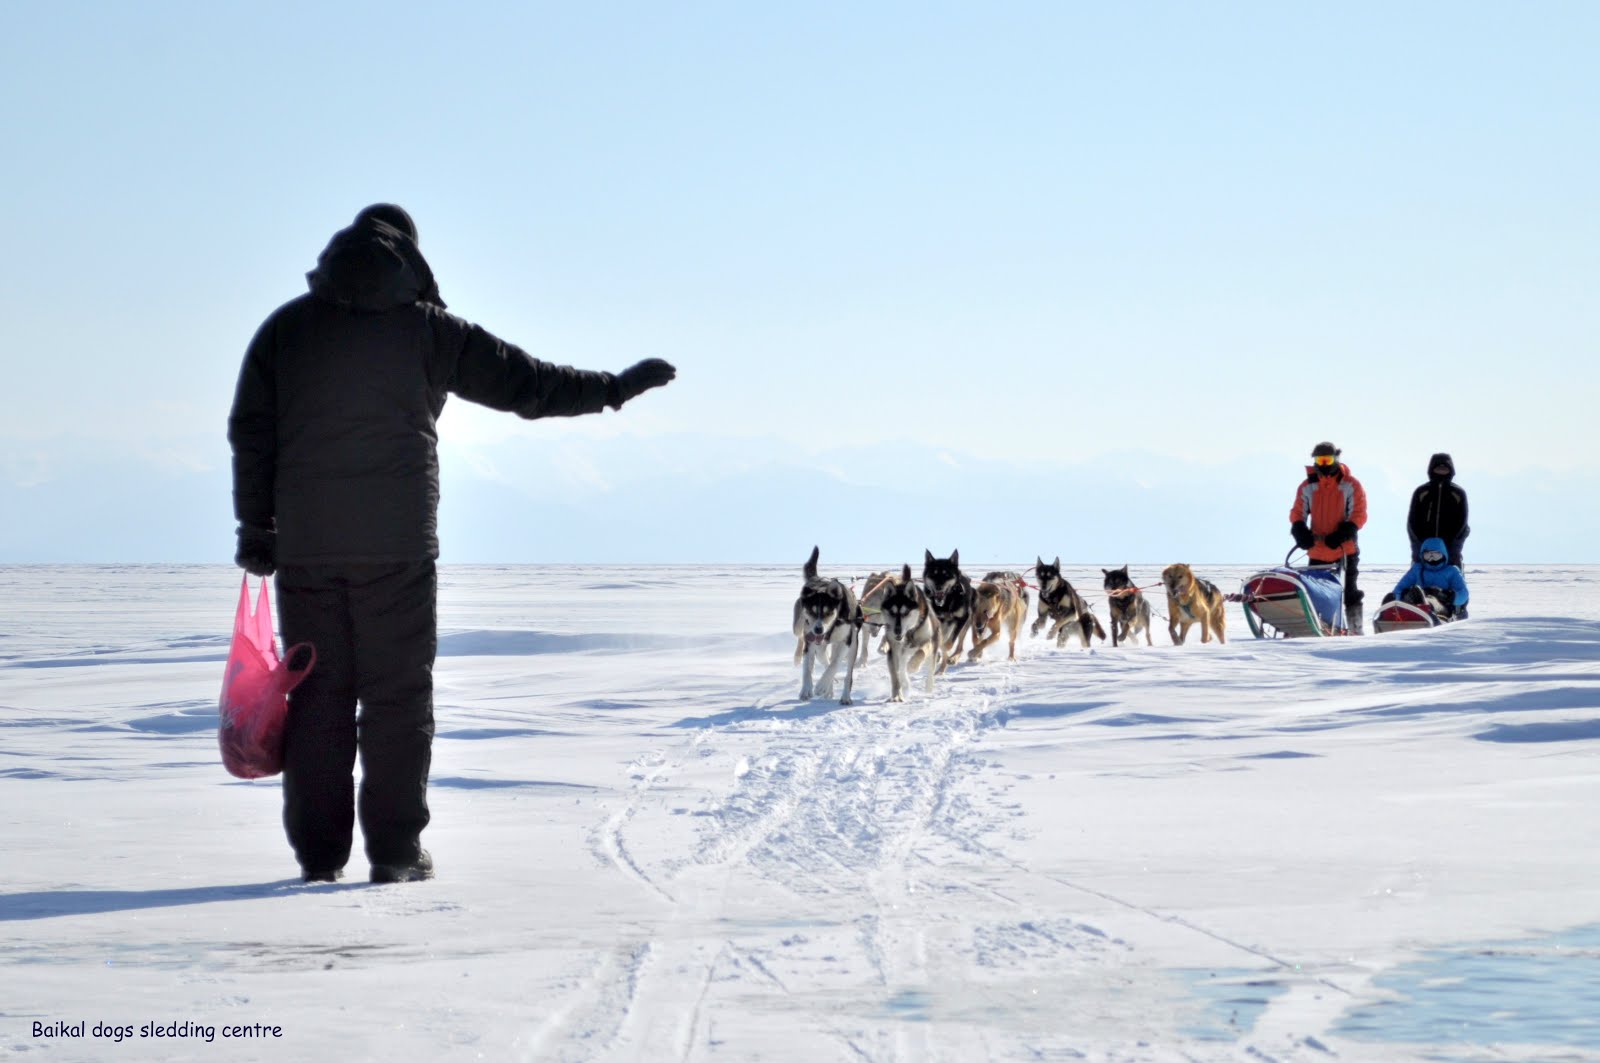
left=1385, top=536, right=1470, bottom=620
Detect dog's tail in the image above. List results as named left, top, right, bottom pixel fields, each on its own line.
left=1089, top=612, right=1108, bottom=642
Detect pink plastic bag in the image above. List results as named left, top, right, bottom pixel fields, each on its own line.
left=218, top=576, right=316, bottom=780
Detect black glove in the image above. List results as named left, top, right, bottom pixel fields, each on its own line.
left=607, top=358, right=677, bottom=409
left=1433, top=587, right=1455, bottom=607
left=1323, top=521, right=1357, bottom=549
left=235, top=523, right=276, bottom=577
left=1382, top=592, right=1396, bottom=605
left=1291, top=523, right=1314, bottom=550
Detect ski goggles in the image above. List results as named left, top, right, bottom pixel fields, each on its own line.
left=1422, top=550, right=1446, bottom=564
left=1312, top=454, right=1339, bottom=467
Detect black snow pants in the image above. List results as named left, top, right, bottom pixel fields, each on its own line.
left=274, top=561, right=436, bottom=874
left=1341, top=551, right=1364, bottom=608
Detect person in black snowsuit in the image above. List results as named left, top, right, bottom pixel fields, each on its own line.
left=1406, top=452, right=1469, bottom=567
left=228, top=204, right=675, bottom=884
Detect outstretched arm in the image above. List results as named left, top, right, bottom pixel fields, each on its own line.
left=432, top=311, right=674, bottom=419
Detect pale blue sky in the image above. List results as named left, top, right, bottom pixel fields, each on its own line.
left=2, top=2, right=1597, bottom=562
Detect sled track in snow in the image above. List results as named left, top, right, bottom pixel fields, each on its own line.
left=554, top=654, right=1354, bottom=1060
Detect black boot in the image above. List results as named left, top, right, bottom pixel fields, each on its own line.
left=370, top=849, right=433, bottom=884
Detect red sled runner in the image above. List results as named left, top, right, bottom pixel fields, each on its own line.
left=218, top=576, right=316, bottom=779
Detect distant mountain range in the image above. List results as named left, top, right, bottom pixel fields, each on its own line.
left=0, top=431, right=1587, bottom=564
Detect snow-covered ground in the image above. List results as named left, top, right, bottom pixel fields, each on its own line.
left=2, top=562, right=1598, bottom=1062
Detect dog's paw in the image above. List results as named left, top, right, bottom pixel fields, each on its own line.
left=839, top=695, right=853, bottom=706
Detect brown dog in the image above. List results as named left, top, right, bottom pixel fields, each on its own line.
left=969, top=572, right=1029, bottom=661
left=1161, top=563, right=1227, bottom=645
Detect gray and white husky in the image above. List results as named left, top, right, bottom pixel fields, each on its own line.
left=792, top=546, right=861, bottom=704
left=1102, top=564, right=1154, bottom=647
left=880, top=564, right=943, bottom=702
left=1032, top=557, right=1107, bottom=648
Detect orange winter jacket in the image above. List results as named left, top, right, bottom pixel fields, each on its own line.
left=1290, top=464, right=1368, bottom=561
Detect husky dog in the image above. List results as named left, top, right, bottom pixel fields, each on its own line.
left=1101, top=565, right=1154, bottom=647
left=880, top=564, right=943, bottom=702
left=791, top=546, right=861, bottom=704
left=854, top=570, right=897, bottom=668
left=970, top=572, right=1029, bottom=661
left=922, top=549, right=976, bottom=666
left=1032, top=557, right=1107, bottom=648
left=1161, top=563, right=1227, bottom=645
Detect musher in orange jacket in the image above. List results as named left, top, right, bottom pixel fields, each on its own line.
left=1289, top=441, right=1369, bottom=633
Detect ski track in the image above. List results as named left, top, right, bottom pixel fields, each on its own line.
left=589, top=750, right=676, bottom=905
left=567, top=658, right=1170, bottom=1061
left=546, top=635, right=1439, bottom=1062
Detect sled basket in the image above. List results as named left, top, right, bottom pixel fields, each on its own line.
left=1372, top=598, right=1441, bottom=634
left=1240, top=559, right=1345, bottom=639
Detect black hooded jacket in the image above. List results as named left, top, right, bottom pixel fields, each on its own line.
left=228, top=216, right=619, bottom=564
left=1406, top=452, right=1470, bottom=546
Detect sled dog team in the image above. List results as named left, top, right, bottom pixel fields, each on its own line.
left=793, top=546, right=1228, bottom=704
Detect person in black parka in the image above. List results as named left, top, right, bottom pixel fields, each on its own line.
left=228, top=204, right=674, bottom=884
left=1406, top=452, right=1469, bottom=567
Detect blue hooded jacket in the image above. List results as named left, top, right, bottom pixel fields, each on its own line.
left=1392, top=537, right=1470, bottom=607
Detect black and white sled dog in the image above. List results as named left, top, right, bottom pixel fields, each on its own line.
left=922, top=549, right=975, bottom=667
left=1101, top=565, right=1154, bottom=647
left=1032, top=557, right=1107, bottom=648
left=880, top=564, right=943, bottom=702
left=792, top=546, right=861, bottom=704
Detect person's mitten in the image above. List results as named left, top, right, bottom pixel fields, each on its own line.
left=607, top=358, right=677, bottom=409
left=1291, top=523, right=1315, bottom=550
left=1323, top=521, right=1357, bottom=549
left=235, top=524, right=276, bottom=577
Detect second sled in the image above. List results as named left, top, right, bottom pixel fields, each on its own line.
left=1371, top=598, right=1441, bottom=633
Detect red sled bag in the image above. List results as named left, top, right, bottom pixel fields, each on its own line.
left=218, top=576, right=316, bottom=779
